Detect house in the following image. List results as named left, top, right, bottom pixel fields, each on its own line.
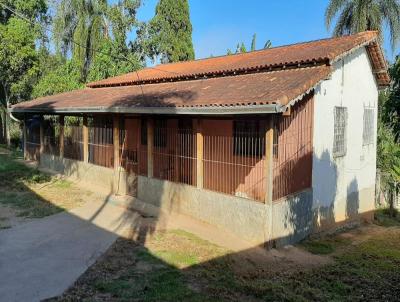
left=10, top=31, right=389, bottom=247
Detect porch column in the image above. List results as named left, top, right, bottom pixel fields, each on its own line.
left=39, top=116, right=44, bottom=159
left=147, top=118, right=154, bottom=178
left=23, top=114, right=27, bottom=160
left=265, top=116, right=274, bottom=247
left=59, top=115, right=64, bottom=158
left=83, top=115, right=89, bottom=163
left=264, top=117, right=274, bottom=203
left=113, top=115, right=120, bottom=170
left=195, top=119, right=204, bottom=189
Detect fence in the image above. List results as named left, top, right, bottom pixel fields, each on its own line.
left=64, top=124, right=83, bottom=161
left=26, top=120, right=40, bottom=160
left=203, top=130, right=266, bottom=201
left=88, top=126, right=114, bottom=168
left=153, top=127, right=197, bottom=186
left=272, top=97, right=313, bottom=200
left=43, top=116, right=60, bottom=156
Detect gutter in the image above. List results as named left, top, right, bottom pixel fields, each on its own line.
left=9, top=103, right=284, bottom=115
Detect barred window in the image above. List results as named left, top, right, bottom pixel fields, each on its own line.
left=333, top=107, right=347, bottom=157
left=233, top=120, right=264, bottom=157
left=362, top=108, right=374, bottom=146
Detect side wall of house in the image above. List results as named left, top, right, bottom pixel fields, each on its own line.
left=312, top=46, right=378, bottom=230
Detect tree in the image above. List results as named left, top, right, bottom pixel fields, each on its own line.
left=377, top=122, right=400, bottom=216
left=264, top=39, right=272, bottom=49
left=148, top=0, right=194, bottom=63
left=0, top=0, right=48, bottom=145
left=32, top=58, right=83, bottom=98
left=251, top=33, right=256, bottom=51
left=325, top=0, right=400, bottom=49
left=53, top=0, right=109, bottom=81
left=0, top=18, right=41, bottom=145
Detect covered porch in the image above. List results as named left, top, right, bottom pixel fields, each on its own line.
left=21, top=93, right=313, bottom=204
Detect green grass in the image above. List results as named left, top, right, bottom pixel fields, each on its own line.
left=0, top=152, right=63, bottom=218
left=375, top=208, right=400, bottom=227
left=300, top=236, right=351, bottom=255
left=64, top=225, right=400, bottom=302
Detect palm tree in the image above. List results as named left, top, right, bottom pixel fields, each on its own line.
left=53, top=0, right=109, bottom=80
left=325, top=0, right=400, bottom=50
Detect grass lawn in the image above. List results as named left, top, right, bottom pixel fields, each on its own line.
left=52, top=214, right=400, bottom=302
left=0, top=147, right=91, bottom=226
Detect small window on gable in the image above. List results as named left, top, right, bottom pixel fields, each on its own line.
left=333, top=107, right=347, bottom=158
left=363, top=108, right=374, bottom=146
left=233, top=120, right=264, bottom=157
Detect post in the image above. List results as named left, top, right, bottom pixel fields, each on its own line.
left=23, top=114, right=27, bottom=160
left=195, top=119, right=204, bottom=189
left=83, top=115, right=89, bottom=163
left=39, top=116, right=44, bottom=160
left=113, top=115, right=120, bottom=170
left=265, top=116, right=274, bottom=247
left=265, top=117, right=274, bottom=203
left=59, top=115, right=64, bottom=158
left=147, top=118, right=154, bottom=178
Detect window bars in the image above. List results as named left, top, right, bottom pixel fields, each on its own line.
left=153, top=122, right=197, bottom=186
left=88, top=125, right=114, bottom=168
left=203, top=127, right=266, bottom=201
left=43, top=115, right=60, bottom=156
left=362, top=108, right=374, bottom=146
left=64, top=117, right=83, bottom=161
left=25, top=117, right=41, bottom=160
left=333, top=107, right=348, bottom=158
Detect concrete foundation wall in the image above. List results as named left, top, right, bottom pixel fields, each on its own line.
left=138, top=175, right=315, bottom=246
left=39, top=154, right=118, bottom=196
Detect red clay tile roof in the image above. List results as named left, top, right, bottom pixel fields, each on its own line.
left=87, top=31, right=389, bottom=88
left=11, top=31, right=389, bottom=114
left=12, top=66, right=330, bottom=112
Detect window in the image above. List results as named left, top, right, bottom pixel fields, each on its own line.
left=141, top=118, right=147, bottom=145
left=233, top=120, right=264, bottom=157
left=362, top=108, right=374, bottom=146
left=333, top=107, right=347, bottom=157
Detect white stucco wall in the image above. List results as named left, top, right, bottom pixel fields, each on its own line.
left=312, top=46, right=378, bottom=228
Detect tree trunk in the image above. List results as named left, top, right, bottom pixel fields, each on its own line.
left=5, top=99, right=10, bottom=147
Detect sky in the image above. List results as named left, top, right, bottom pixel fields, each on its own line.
left=134, top=0, right=397, bottom=63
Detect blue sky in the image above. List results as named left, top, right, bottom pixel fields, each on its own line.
left=135, top=0, right=397, bottom=63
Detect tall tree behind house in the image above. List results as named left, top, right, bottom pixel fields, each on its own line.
left=325, top=0, right=400, bottom=50
left=0, top=0, right=48, bottom=145
left=148, top=0, right=195, bottom=63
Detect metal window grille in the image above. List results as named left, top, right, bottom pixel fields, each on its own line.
left=25, top=116, right=41, bottom=160
left=362, top=108, right=374, bottom=146
left=233, top=120, right=265, bottom=157
left=153, top=120, right=197, bottom=186
left=333, top=107, right=347, bottom=158
left=203, top=121, right=265, bottom=201
left=64, top=117, right=83, bottom=161
left=43, top=115, right=60, bottom=156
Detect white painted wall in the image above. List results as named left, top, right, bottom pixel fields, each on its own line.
left=312, top=47, right=378, bottom=227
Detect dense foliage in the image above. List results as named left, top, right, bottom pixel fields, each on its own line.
left=146, top=0, right=194, bottom=63
left=325, top=0, right=400, bottom=49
